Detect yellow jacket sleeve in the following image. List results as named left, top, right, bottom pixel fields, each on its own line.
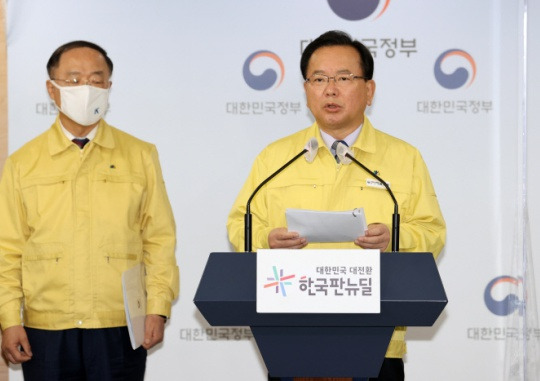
left=0, top=158, right=28, bottom=329
left=392, top=149, right=446, bottom=258
left=140, top=147, right=179, bottom=317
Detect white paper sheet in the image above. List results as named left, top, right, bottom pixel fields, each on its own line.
left=122, top=263, right=147, bottom=350
left=286, top=208, right=368, bottom=242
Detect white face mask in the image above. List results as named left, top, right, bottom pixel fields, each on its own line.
left=51, top=81, right=110, bottom=126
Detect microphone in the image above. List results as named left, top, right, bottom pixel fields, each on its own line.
left=244, top=138, right=319, bottom=252
left=336, top=142, right=400, bottom=252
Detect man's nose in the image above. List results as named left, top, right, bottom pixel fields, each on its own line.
left=324, top=80, right=338, bottom=96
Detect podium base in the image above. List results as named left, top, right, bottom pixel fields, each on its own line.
left=253, top=326, right=393, bottom=378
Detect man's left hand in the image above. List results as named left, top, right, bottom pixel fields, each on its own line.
left=354, top=223, right=390, bottom=251
left=142, top=314, right=166, bottom=350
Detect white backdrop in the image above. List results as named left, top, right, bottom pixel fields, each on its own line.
left=4, top=1, right=540, bottom=380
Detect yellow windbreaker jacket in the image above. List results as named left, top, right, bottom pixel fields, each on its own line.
left=0, top=118, right=179, bottom=330
left=227, top=117, right=446, bottom=358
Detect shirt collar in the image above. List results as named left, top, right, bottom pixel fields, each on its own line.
left=312, top=115, right=377, bottom=157
left=319, top=125, right=362, bottom=151
left=48, top=117, right=115, bottom=156
left=61, top=124, right=98, bottom=141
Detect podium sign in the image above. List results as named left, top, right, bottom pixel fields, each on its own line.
left=257, top=249, right=381, bottom=313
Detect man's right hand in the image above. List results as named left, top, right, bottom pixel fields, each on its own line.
left=1, top=325, right=32, bottom=364
left=268, top=227, right=308, bottom=249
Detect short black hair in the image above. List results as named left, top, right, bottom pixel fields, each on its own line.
left=47, top=40, right=113, bottom=77
left=300, top=30, right=374, bottom=80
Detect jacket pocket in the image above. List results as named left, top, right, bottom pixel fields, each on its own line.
left=20, top=175, right=72, bottom=227
left=96, top=242, right=142, bottom=311
left=92, top=172, right=145, bottom=229
left=344, top=178, right=411, bottom=223
left=22, top=243, right=70, bottom=313
left=266, top=177, right=329, bottom=216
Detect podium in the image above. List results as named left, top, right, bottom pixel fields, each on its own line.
left=194, top=252, right=447, bottom=378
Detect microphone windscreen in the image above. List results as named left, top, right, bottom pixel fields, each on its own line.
left=336, top=142, right=352, bottom=164
left=304, top=137, right=319, bottom=163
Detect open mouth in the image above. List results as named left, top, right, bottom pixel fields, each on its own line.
left=324, top=103, right=341, bottom=111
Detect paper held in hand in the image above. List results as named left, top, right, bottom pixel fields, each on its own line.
left=286, top=208, right=368, bottom=242
left=122, top=263, right=147, bottom=349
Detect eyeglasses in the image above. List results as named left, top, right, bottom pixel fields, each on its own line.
left=305, top=73, right=369, bottom=87
left=51, top=77, right=108, bottom=88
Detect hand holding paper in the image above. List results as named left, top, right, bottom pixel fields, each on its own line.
left=355, top=223, right=391, bottom=251
left=268, top=227, right=308, bottom=249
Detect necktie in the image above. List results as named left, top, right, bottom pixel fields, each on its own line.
left=331, top=140, right=348, bottom=163
left=72, top=138, right=90, bottom=149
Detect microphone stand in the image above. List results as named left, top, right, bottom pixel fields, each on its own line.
left=244, top=149, right=308, bottom=252
left=344, top=152, right=400, bottom=252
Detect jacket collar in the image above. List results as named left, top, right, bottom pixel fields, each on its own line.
left=350, top=116, right=376, bottom=154
left=311, top=115, right=377, bottom=156
left=48, top=118, right=115, bottom=156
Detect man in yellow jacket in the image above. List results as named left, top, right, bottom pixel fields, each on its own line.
left=227, top=31, right=445, bottom=381
left=0, top=41, right=179, bottom=380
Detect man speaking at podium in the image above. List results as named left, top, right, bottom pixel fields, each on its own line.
left=227, top=31, right=446, bottom=380
left=0, top=41, right=179, bottom=380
